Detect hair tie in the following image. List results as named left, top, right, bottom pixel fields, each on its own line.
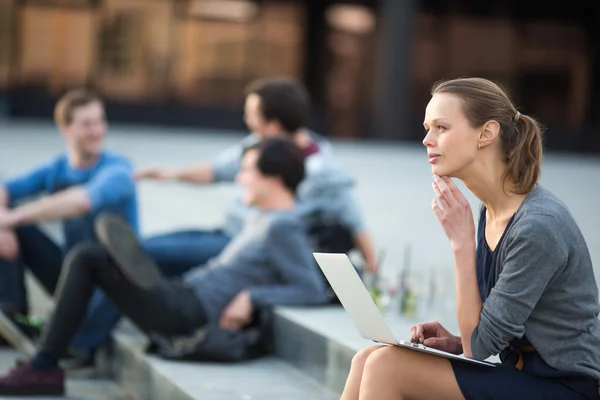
left=514, top=111, right=521, bottom=122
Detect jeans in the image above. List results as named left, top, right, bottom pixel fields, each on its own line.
left=0, top=226, right=63, bottom=314
left=143, top=229, right=231, bottom=276
left=69, top=229, right=230, bottom=354
left=39, top=244, right=206, bottom=359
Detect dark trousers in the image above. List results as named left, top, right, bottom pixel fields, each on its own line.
left=39, top=243, right=207, bottom=359
left=69, top=228, right=231, bottom=354
left=0, top=226, right=63, bottom=313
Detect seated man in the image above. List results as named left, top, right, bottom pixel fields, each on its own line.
left=0, top=138, right=328, bottom=396
left=137, top=77, right=377, bottom=274
left=0, top=89, right=137, bottom=351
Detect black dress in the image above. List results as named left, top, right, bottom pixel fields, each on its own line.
left=449, top=208, right=599, bottom=400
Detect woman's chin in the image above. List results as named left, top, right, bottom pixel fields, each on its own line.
left=431, top=164, right=451, bottom=177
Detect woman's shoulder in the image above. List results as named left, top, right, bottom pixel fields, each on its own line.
left=506, top=186, right=580, bottom=252
left=513, top=186, right=572, bottom=226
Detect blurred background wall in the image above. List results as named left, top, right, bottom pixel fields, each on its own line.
left=0, top=0, right=599, bottom=153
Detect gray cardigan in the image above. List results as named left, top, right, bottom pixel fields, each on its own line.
left=470, top=186, right=600, bottom=383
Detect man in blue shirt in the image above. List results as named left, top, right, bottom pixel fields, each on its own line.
left=0, top=89, right=138, bottom=360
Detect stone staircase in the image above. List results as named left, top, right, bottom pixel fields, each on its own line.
left=106, top=304, right=453, bottom=400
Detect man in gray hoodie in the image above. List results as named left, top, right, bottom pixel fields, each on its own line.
left=137, top=77, right=377, bottom=273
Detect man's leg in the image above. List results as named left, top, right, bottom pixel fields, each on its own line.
left=41, top=244, right=207, bottom=360
left=143, top=229, right=231, bottom=276
left=0, top=225, right=63, bottom=315
left=0, top=256, right=28, bottom=316
left=70, top=225, right=230, bottom=360
left=0, top=243, right=206, bottom=395
left=65, top=291, right=120, bottom=364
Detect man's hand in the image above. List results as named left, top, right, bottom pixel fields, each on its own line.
left=134, top=168, right=176, bottom=181
left=219, top=290, right=253, bottom=331
left=0, top=229, right=18, bottom=261
left=363, top=256, right=378, bottom=274
left=0, top=210, right=18, bottom=230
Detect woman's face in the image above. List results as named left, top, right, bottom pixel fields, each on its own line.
left=422, top=93, right=481, bottom=178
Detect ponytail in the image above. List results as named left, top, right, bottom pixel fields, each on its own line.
left=502, top=113, right=544, bottom=194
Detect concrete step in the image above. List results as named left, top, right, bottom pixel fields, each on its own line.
left=110, top=322, right=337, bottom=400
left=273, top=306, right=378, bottom=395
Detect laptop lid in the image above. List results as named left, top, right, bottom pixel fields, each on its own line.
left=313, top=252, right=398, bottom=345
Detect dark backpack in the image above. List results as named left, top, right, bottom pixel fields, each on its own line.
left=305, top=212, right=355, bottom=255
left=146, top=309, right=274, bottom=363
left=305, top=212, right=360, bottom=304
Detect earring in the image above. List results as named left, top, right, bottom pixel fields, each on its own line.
left=478, top=144, right=481, bottom=149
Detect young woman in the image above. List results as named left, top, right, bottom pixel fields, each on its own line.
left=342, top=77, right=600, bottom=399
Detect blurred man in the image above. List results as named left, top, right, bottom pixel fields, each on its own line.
left=137, top=77, right=377, bottom=273
left=0, top=138, right=327, bottom=396
left=0, top=89, right=138, bottom=360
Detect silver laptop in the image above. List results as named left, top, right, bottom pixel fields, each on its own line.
left=313, top=252, right=495, bottom=367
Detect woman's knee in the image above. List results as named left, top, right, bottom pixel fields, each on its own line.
left=363, top=345, right=408, bottom=376
left=351, top=346, right=386, bottom=370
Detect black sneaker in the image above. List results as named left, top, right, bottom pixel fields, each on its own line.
left=94, top=212, right=161, bottom=290
left=11, top=315, right=44, bottom=343
left=0, top=312, right=42, bottom=349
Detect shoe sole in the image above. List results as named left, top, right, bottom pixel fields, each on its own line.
left=94, top=212, right=161, bottom=290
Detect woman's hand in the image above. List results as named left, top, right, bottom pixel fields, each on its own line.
left=431, top=175, right=475, bottom=251
left=410, top=321, right=463, bottom=355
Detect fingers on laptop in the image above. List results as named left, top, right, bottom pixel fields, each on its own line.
left=409, top=325, right=425, bottom=343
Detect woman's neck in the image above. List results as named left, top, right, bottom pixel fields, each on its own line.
left=459, top=159, right=526, bottom=222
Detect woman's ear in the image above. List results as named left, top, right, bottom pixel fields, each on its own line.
left=478, top=120, right=500, bottom=149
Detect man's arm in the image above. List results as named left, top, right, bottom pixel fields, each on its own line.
left=0, top=161, right=53, bottom=257
left=0, top=188, right=9, bottom=209
left=134, top=164, right=214, bottom=184
left=0, top=189, right=18, bottom=260
left=247, top=220, right=328, bottom=308
left=6, top=187, right=91, bottom=227
left=2, top=160, right=54, bottom=208
left=136, top=140, right=251, bottom=184
left=353, top=231, right=378, bottom=272
left=2, top=165, right=135, bottom=228
left=331, top=191, right=377, bottom=271
left=298, top=184, right=378, bottom=272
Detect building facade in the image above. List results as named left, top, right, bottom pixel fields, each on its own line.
left=1, top=0, right=599, bottom=153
